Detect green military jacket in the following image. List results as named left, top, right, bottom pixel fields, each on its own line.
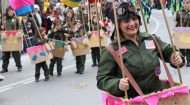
left=176, top=9, right=190, bottom=27
left=34, top=38, right=48, bottom=46
left=97, top=32, right=184, bottom=98
left=5, top=17, right=19, bottom=30
left=48, top=29, right=74, bottom=41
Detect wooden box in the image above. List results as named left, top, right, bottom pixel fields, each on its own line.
left=52, top=40, right=66, bottom=58
left=1, top=30, right=23, bottom=51
left=70, top=37, right=91, bottom=56
left=173, top=27, right=190, bottom=49
left=27, top=44, right=53, bottom=64
left=89, top=31, right=108, bottom=48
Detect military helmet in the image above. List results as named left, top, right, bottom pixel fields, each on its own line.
left=183, top=0, right=190, bottom=3
left=116, top=2, right=141, bottom=23
left=5, top=6, right=15, bottom=17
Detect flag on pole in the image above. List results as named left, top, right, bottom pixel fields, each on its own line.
left=9, top=0, right=34, bottom=16
left=88, top=0, right=101, bottom=4
left=88, top=0, right=95, bottom=4
left=61, top=0, right=81, bottom=7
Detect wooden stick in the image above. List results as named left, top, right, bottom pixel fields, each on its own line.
left=158, top=0, right=183, bottom=84
left=111, top=0, right=128, bottom=99
left=139, top=0, right=148, bottom=33
left=30, top=12, right=42, bottom=39
left=1, top=0, right=3, bottom=20
left=180, top=12, right=183, bottom=27
left=87, top=1, right=91, bottom=32
left=81, top=4, right=87, bottom=34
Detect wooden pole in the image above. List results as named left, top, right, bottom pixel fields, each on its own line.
left=87, top=1, right=91, bottom=32
left=111, top=0, right=128, bottom=99
left=139, top=0, right=148, bottom=33
left=158, top=0, right=183, bottom=84
left=80, top=4, right=87, bottom=34
left=31, top=12, right=42, bottom=39
left=1, top=0, right=3, bottom=20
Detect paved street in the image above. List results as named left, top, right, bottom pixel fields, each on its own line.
left=0, top=9, right=190, bottom=105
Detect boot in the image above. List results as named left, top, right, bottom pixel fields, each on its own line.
left=35, top=78, right=39, bottom=82
left=49, top=71, right=53, bottom=76
left=1, top=69, right=8, bottom=73
left=91, top=63, right=97, bottom=67
left=186, top=62, right=190, bottom=67
left=18, top=67, right=22, bottom=72
left=44, top=77, right=49, bottom=81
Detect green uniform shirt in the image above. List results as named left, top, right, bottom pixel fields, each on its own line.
left=35, top=38, right=48, bottom=46
left=5, top=17, right=19, bottom=30
left=48, top=29, right=74, bottom=41
left=97, top=32, right=184, bottom=98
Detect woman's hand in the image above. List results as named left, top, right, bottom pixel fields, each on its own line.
left=171, top=52, right=183, bottom=67
left=119, top=78, right=129, bottom=91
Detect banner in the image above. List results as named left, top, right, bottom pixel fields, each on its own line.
left=9, top=0, right=34, bottom=16
left=61, top=0, right=81, bottom=7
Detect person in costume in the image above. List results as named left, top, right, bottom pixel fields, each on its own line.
left=34, top=27, right=49, bottom=82
left=97, top=2, right=184, bottom=98
left=0, top=7, right=22, bottom=73
left=48, top=18, right=74, bottom=76
left=175, top=0, right=190, bottom=67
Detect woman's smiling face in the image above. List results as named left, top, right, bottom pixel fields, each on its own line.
left=119, top=15, right=140, bottom=37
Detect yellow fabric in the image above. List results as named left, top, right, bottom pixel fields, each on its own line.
left=61, top=0, right=80, bottom=7
left=44, top=2, right=50, bottom=7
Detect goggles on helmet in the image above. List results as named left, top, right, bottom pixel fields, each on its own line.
left=116, top=5, right=135, bottom=16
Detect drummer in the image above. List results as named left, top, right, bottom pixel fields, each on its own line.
left=96, top=2, right=184, bottom=98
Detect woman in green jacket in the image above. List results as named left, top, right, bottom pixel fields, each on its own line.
left=96, top=2, right=185, bottom=98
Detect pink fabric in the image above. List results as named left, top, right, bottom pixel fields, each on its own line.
left=162, top=79, right=169, bottom=83
left=101, top=92, right=108, bottom=105
left=128, top=96, right=144, bottom=103
left=91, top=31, right=98, bottom=36
left=116, top=46, right=128, bottom=55
left=174, top=86, right=189, bottom=94
left=101, top=92, right=124, bottom=105
left=160, top=91, right=174, bottom=99
left=144, top=95, right=159, bottom=105
left=101, top=86, right=189, bottom=105
left=3, top=31, right=17, bottom=36
left=73, top=37, right=83, bottom=43
left=27, top=45, right=45, bottom=54
left=9, top=0, right=34, bottom=10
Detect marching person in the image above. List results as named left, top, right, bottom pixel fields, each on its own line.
left=97, top=2, right=185, bottom=98
left=141, top=0, right=152, bottom=23
left=89, top=16, right=106, bottom=67
left=48, top=18, right=74, bottom=77
left=22, top=16, right=35, bottom=53
left=73, top=20, right=87, bottom=74
left=90, top=16, right=101, bottom=67
left=0, top=6, right=22, bottom=73
left=171, top=0, right=183, bottom=15
left=175, top=0, right=190, bottom=67
left=34, top=27, right=49, bottom=82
